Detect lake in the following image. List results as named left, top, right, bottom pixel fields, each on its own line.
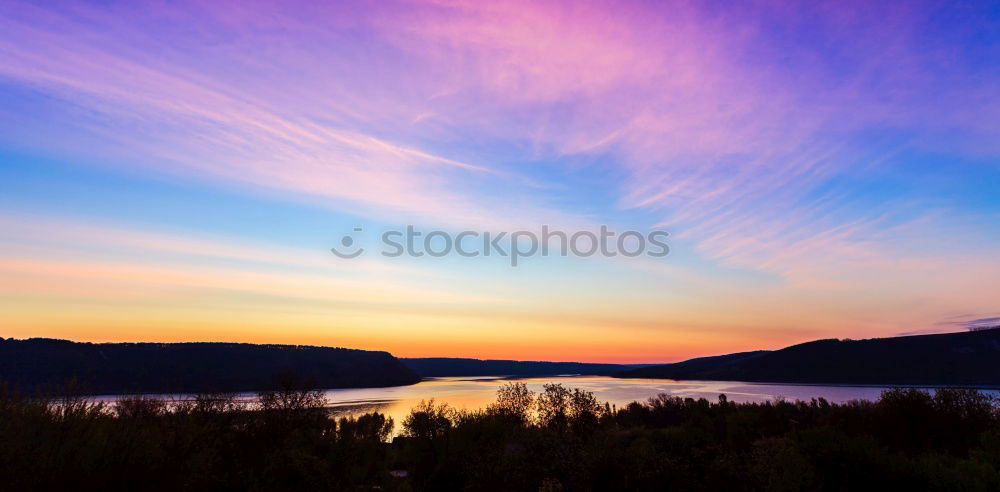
left=90, top=375, right=999, bottom=432
left=320, top=375, right=995, bottom=426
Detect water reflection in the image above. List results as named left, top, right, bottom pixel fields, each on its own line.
left=89, top=375, right=999, bottom=433
left=321, top=375, right=982, bottom=426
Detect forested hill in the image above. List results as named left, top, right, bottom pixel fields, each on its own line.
left=616, top=328, right=1000, bottom=386
left=402, top=357, right=644, bottom=377
left=0, top=338, right=420, bottom=394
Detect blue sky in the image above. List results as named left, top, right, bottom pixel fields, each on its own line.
left=1, top=0, right=998, bottom=362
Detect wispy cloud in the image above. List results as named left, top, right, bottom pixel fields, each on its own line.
left=0, top=0, right=998, bottom=355
left=938, top=316, right=1000, bottom=330
left=0, top=0, right=583, bottom=230
left=373, top=0, right=998, bottom=278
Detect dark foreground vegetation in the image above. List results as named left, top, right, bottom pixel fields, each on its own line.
left=618, top=327, right=1000, bottom=385
left=2, top=381, right=998, bottom=491
left=0, top=337, right=420, bottom=394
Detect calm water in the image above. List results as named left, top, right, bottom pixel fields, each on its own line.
left=319, top=376, right=996, bottom=426
left=92, top=376, right=999, bottom=431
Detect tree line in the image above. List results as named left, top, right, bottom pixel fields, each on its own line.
left=0, top=338, right=420, bottom=394
left=1, top=380, right=998, bottom=490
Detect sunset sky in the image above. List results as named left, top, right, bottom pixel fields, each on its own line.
left=1, top=0, right=998, bottom=363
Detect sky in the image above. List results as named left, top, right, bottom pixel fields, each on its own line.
left=1, top=0, right=998, bottom=363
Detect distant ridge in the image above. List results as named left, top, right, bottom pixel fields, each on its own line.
left=402, top=358, right=645, bottom=377
left=0, top=338, right=421, bottom=395
left=616, top=328, right=1000, bottom=386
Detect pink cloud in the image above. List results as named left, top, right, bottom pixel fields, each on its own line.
left=0, top=0, right=996, bottom=299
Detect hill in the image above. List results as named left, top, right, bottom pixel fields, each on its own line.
left=616, top=328, right=1000, bottom=385
left=402, top=357, right=644, bottom=377
left=0, top=338, right=421, bottom=394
